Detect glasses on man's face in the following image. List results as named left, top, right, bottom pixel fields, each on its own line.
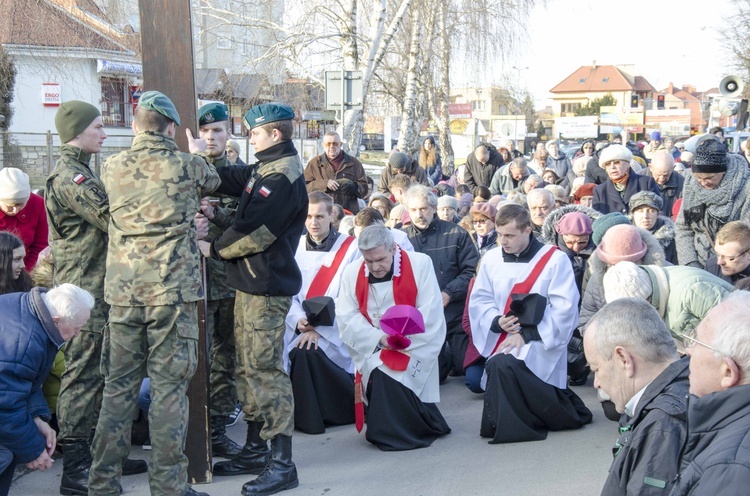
left=716, top=247, right=750, bottom=263
left=323, top=141, right=341, bottom=148
left=682, top=331, right=718, bottom=352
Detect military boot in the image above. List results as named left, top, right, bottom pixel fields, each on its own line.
left=213, top=421, right=270, bottom=476
left=183, top=486, right=211, bottom=496
left=60, top=438, right=90, bottom=495
left=212, top=415, right=243, bottom=458
left=241, top=435, right=298, bottom=496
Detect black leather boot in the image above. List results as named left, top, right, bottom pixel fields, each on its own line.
left=60, top=439, right=90, bottom=495
left=213, top=421, right=270, bottom=476
left=212, top=415, right=243, bottom=458
left=241, top=435, right=298, bottom=496
left=183, top=486, right=211, bottom=496
left=122, top=457, right=148, bottom=476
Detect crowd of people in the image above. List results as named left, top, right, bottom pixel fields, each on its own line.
left=1, top=96, right=749, bottom=496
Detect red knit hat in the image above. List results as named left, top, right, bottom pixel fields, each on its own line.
left=596, top=224, right=647, bottom=265
left=573, top=183, right=596, bottom=203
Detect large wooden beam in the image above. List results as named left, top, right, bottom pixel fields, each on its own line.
left=138, top=0, right=212, bottom=484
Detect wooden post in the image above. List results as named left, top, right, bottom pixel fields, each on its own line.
left=137, top=0, right=212, bottom=483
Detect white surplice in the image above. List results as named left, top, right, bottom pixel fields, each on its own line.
left=336, top=249, right=445, bottom=403
left=283, top=234, right=361, bottom=373
left=468, top=245, right=579, bottom=389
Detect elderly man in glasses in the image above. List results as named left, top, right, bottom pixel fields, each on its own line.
left=670, top=291, right=750, bottom=495
left=304, top=132, right=368, bottom=213
left=704, top=220, right=750, bottom=288
left=584, top=298, right=689, bottom=496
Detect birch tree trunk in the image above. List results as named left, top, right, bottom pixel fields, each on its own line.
left=436, top=0, right=454, bottom=175
left=397, top=12, right=422, bottom=156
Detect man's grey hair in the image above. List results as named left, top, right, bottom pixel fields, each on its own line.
left=705, top=291, right=750, bottom=383
left=42, top=283, right=95, bottom=322
left=587, top=298, right=677, bottom=363
left=403, top=184, right=438, bottom=209
left=509, top=157, right=528, bottom=170
left=525, top=174, right=543, bottom=188
left=358, top=224, right=395, bottom=252
left=527, top=188, right=554, bottom=207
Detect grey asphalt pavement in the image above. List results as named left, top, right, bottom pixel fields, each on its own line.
left=12, top=375, right=614, bottom=496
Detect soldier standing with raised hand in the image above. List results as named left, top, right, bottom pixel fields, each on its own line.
left=46, top=100, right=147, bottom=496
left=198, top=103, right=308, bottom=496
left=196, top=102, right=243, bottom=459
left=88, top=91, right=220, bottom=496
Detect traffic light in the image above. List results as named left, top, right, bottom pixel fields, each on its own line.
left=657, top=94, right=665, bottom=109
left=630, top=94, right=639, bottom=108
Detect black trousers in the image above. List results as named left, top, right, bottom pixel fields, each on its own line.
left=365, top=368, right=451, bottom=451
left=438, top=318, right=469, bottom=382
left=481, top=353, right=592, bottom=443
left=289, top=346, right=355, bottom=434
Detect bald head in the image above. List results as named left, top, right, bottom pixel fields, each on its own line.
left=649, top=150, right=675, bottom=186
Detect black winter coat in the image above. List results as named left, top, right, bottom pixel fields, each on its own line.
left=671, top=384, right=750, bottom=495
left=464, top=144, right=504, bottom=193
left=405, top=218, right=478, bottom=326
left=600, top=358, right=689, bottom=496
left=592, top=173, right=661, bottom=215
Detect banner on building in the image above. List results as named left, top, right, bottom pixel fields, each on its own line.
left=554, top=116, right=598, bottom=139
left=42, top=83, right=61, bottom=106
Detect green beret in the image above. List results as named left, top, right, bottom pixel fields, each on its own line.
left=242, top=103, right=294, bottom=130
left=199, top=102, right=229, bottom=126
left=55, top=100, right=101, bottom=144
left=138, top=91, right=181, bottom=126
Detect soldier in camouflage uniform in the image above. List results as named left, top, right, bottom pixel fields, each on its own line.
left=88, top=91, right=221, bottom=496
left=196, top=102, right=243, bottom=458
left=198, top=103, right=307, bottom=496
left=45, top=100, right=147, bottom=495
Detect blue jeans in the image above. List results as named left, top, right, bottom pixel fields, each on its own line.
left=465, top=358, right=486, bottom=394
left=137, top=378, right=151, bottom=414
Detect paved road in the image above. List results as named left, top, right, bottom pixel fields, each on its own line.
left=12, top=375, right=615, bottom=496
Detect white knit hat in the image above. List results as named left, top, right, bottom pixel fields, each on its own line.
left=603, top=261, right=653, bottom=303
left=0, top=168, right=31, bottom=202
left=598, top=144, right=633, bottom=168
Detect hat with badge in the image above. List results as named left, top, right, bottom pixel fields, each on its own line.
left=137, top=91, right=181, bottom=126
left=242, top=103, right=295, bottom=130
left=199, top=102, right=229, bottom=126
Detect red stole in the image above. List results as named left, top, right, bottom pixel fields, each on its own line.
left=490, top=245, right=557, bottom=356
left=306, top=235, right=355, bottom=299
left=352, top=246, right=418, bottom=432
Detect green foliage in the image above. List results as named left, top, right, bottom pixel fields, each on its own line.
left=575, top=93, right=617, bottom=116
left=0, top=45, right=15, bottom=131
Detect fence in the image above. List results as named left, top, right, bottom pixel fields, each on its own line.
left=0, top=131, right=326, bottom=189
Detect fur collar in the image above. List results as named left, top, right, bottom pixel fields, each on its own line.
left=541, top=204, right=602, bottom=246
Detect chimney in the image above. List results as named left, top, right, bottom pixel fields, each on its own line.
left=592, top=60, right=597, bottom=69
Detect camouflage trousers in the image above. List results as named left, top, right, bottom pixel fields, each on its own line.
left=234, top=292, right=294, bottom=439
left=207, top=297, right=237, bottom=417
left=57, top=298, right=108, bottom=440
left=89, top=303, right=198, bottom=496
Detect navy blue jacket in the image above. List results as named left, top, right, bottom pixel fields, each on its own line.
left=0, top=288, right=64, bottom=463
left=592, top=172, right=660, bottom=215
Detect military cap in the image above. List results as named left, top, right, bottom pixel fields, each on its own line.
left=137, top=91, right=181, bottom=126
left=199, top=102, right=229, bottom=126
left=55, top=100, right=101, bottom=144
left=242, top=103, right=294, bottom=130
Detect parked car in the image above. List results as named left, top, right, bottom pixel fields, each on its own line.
left=360, top=133, right=398, bottom=151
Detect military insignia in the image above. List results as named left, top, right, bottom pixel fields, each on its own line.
left=259, top=186, right=272, bottom=197
left=255, top=116, right=265, bottom=123
left=245, top=178, right=255, bottom=193
left=72, top=173, right=86, bottom=184
left=204, top=112, right=215, bottom=123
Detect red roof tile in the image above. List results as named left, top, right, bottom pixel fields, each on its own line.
left=551, top=65, right=654, bottom=93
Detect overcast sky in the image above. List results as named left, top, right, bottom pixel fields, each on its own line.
left=501, top=0, right=736, bottom=106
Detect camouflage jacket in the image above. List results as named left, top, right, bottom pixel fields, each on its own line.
left=204, top=153, right=240, bottom=301
left=101, top=132, right=221, bottom=306
left=210, top=139, right=307, bottom=297
left=45, top=145, right=109, bottom=298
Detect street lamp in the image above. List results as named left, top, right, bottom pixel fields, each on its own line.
left=512, top=66, right=529, bottom=151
